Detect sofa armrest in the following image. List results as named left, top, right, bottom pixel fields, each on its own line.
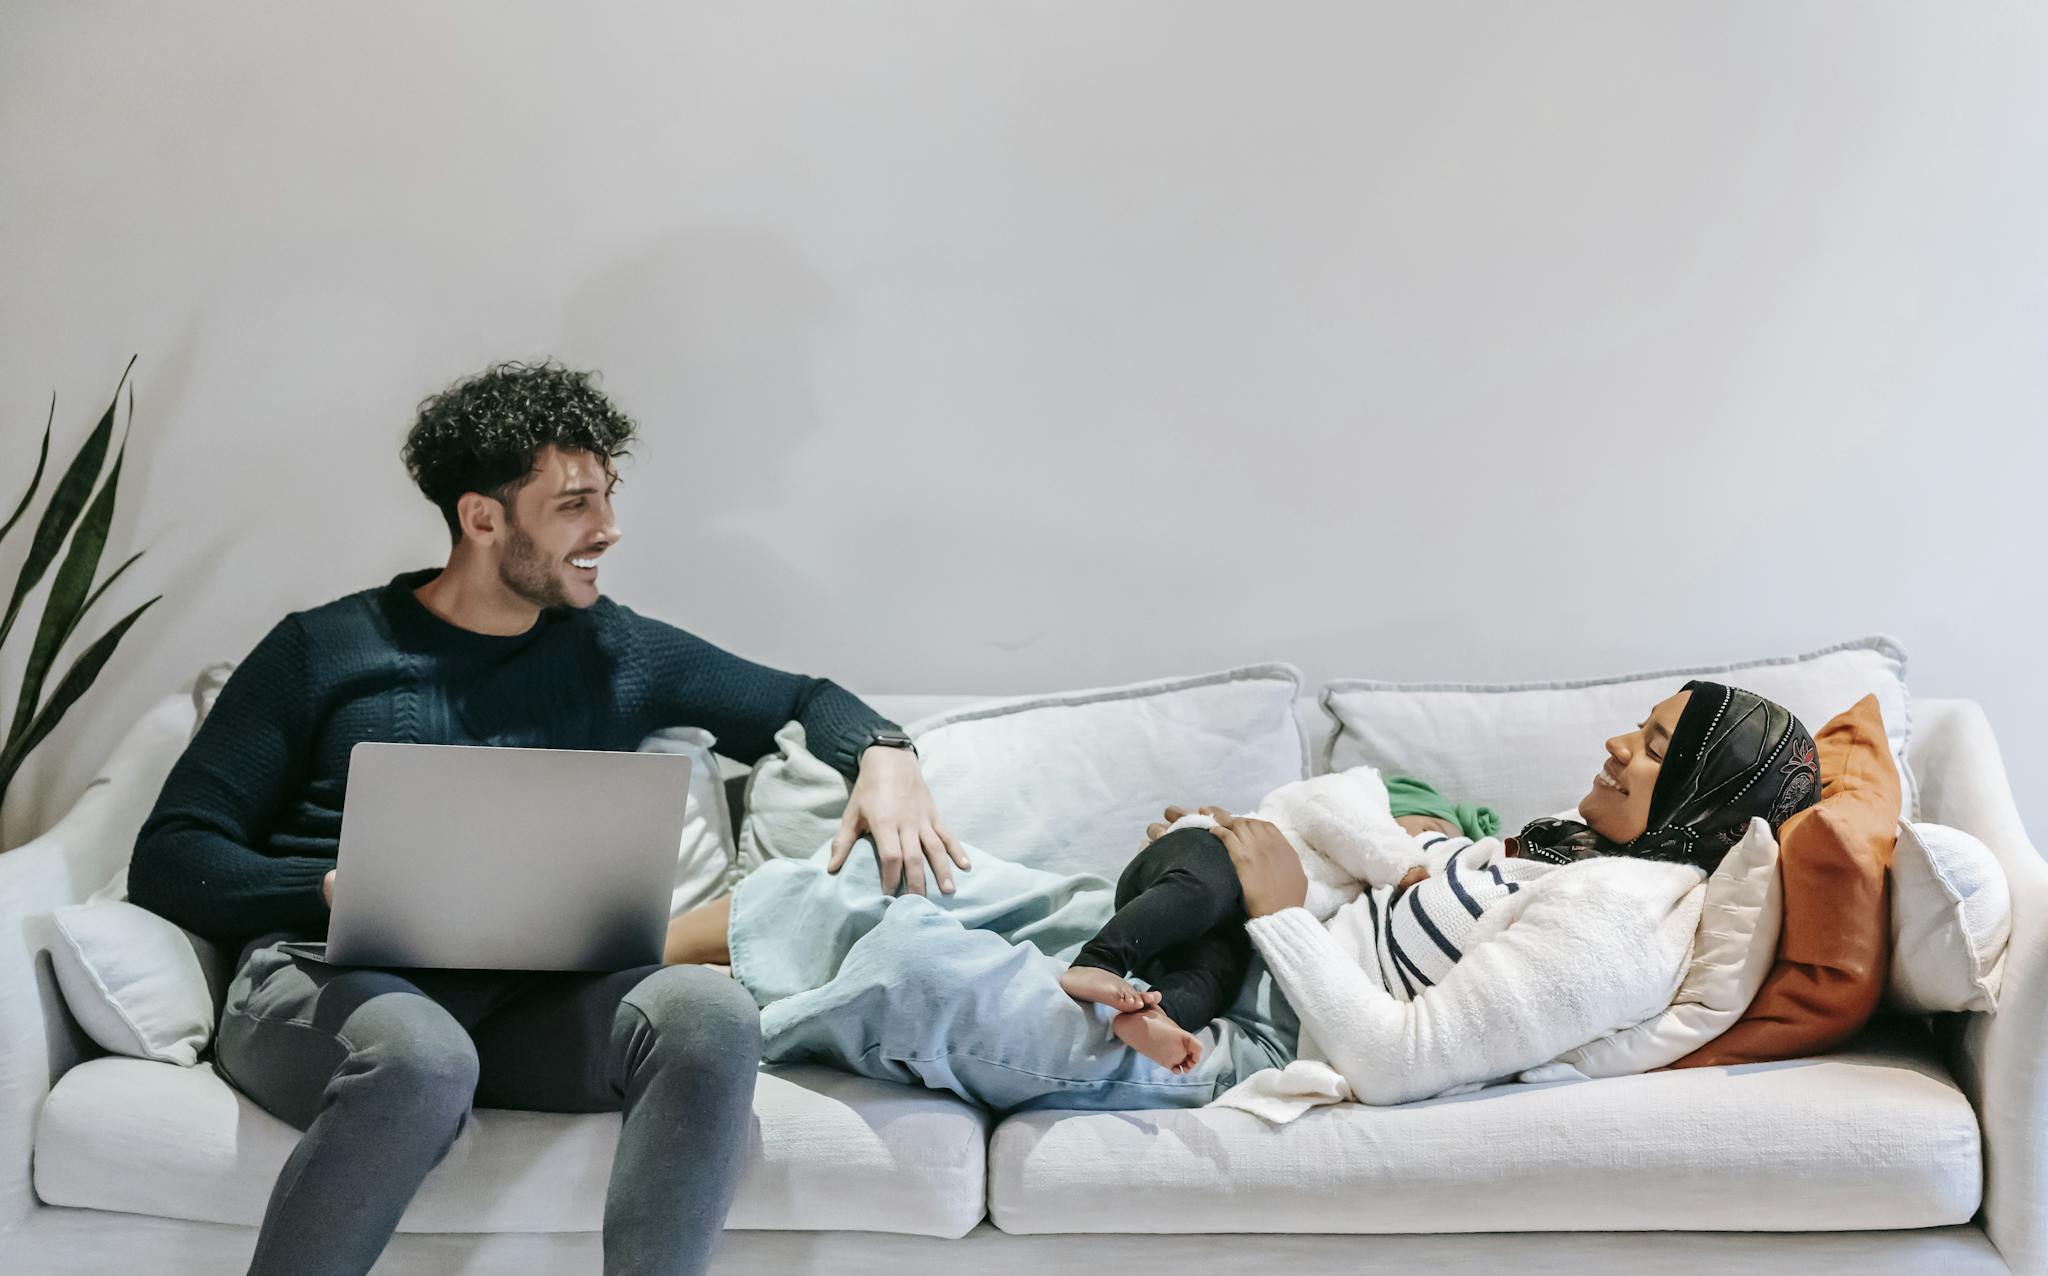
left=0, top=691, right=196, bottom=1232
left=1911, top=698, right=2047, bottom=1272
left=0, top=826, right=118, bottom=1231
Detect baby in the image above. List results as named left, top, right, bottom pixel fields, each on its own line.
left=1060, top=769, right=1503, bottom=1071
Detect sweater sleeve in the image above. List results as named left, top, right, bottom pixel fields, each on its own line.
left=1246, top=892, right=1671, bottom=1106
left=128, top=615, right=334, bottom=945
left=632, top=613, right=895, bottom=783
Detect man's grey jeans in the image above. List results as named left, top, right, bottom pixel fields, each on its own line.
left=215, top=936, right=760, bottom=1276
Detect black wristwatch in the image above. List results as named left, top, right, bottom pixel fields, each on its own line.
left=861, top=728, right=919, bottom=759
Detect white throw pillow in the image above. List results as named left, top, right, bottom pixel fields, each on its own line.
left=48, top=898, right=225, bottom=1067
left=35, top=687, right=230, bottom=1065
left=1322, top=636, right=1915, bottom=834
left=1887, top=821, right=2010, bottom=1013
left=1549, top=817, right=1782, bottom=1077
left=635, top=725, right=741, bottom=915
left=739, top=664, right=1311, bottom=881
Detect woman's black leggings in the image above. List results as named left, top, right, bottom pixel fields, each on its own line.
left=1070, top=826, right=1252, bottom=1032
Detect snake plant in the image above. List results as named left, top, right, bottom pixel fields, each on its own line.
left=0, top=357, right=162, bottom=823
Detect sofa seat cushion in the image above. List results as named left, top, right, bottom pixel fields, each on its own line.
left=988, top=1024, right=1980, bottom=1234
left=35, top=1059, right=988, bottom=1238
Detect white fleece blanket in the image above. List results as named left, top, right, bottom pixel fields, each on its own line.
left=1161, top=765, right=1450, bottom=921
left=1184, top=769, right=1706, bottom=1120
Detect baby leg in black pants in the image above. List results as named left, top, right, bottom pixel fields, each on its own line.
left=1062, top=826, right=1253, bottom=1073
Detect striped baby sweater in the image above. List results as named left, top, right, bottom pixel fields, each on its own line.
left=1358, top=833, right=1561, bottom=1001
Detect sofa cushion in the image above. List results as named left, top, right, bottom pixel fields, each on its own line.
left=35, top=1059, right=988, bottom=1238
left=1321, top=635, right=1915, bottom=832
left=987, top=1023, right=1978, bottom=1234
left=741, top=664, right=1310, bottom=880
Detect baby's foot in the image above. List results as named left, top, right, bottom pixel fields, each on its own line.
left=1112, top=1007, right=1205, bottom=1074
left=1061, top=965, right=1155, bottom=1013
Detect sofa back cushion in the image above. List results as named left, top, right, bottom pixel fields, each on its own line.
left=1321, top=636, right=1914, bottom=833
left=740, top=664, right=1310, bottom=880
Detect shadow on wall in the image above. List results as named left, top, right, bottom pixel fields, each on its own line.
left=551, top=224, right=1251, bottom=691
left=558, top=223, right=848, bottom=634
left=107, top=316, right=270, bottom=654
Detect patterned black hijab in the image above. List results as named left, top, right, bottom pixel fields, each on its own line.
left=1512, top=680, right=1821, bottom=875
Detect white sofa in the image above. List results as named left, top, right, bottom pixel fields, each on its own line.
left=3, top=688, right=2043, bottom=1275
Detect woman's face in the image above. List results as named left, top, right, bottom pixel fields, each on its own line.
left=1579, top=689, right=1693, bottom=843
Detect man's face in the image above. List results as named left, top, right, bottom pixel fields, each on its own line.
left=1579, top=688, right=1692, bottom=843
left=491, top=446, right=622, bottom=610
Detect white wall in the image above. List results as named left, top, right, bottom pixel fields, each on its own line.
left=3, top=1, right=2043, bottom=849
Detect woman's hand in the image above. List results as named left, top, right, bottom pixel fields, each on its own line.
left=828, top=746, right=969, bottom=896
left=1211, top=812, right=1310, bottom=917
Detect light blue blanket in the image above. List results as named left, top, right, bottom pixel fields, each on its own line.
left=727, top=843, right=1298, bottom=1114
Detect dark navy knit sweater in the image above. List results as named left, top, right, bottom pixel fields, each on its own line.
left=128, top=567, right=894, bottom=945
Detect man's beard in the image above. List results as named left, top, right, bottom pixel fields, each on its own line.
left=496, top=516, right=570, bottom=610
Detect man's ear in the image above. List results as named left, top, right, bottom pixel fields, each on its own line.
left=457, top=492, right=504, bottom=542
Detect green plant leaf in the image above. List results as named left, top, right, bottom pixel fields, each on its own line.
left=6, top=435, right=126, bottom=750
left=0, top=356, right=133, bottom=653
left=0, top=395, right=55, bottom=547
left=52, top=549, right=144, bottom=659
left=0, top=593, right=160, bottom=813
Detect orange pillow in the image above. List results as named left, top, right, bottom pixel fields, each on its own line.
left=1670, top=693, right=1900, bottom=1068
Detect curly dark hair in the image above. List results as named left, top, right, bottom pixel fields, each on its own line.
left=402, top=359, right=639, bottom=542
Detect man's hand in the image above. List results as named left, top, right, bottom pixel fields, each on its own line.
left=828, top=745, right=968, bottom=896
left=322, top=869, right=336, bottom=909
left=1210, top=812, right=1309, bottom=918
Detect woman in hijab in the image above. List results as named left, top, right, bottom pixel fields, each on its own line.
left=671, top=681, right=1820, bottom=1113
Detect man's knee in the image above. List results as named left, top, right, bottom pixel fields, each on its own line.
left=316, top=985, right=480, bottom=1127
left=624, top=966, right=762, bottom=1072
left=219, top=968, right=479, bottom=1132
left=350, top=1026, right=480, bottom=1128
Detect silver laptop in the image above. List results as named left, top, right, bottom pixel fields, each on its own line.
left=291, top=741, right=690, bottom=972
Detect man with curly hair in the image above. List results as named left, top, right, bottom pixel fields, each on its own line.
left=129, top=359, right=959, bottom=1276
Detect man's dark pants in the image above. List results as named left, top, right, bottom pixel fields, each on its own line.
left=215, top=937, right=760, bottom=1276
